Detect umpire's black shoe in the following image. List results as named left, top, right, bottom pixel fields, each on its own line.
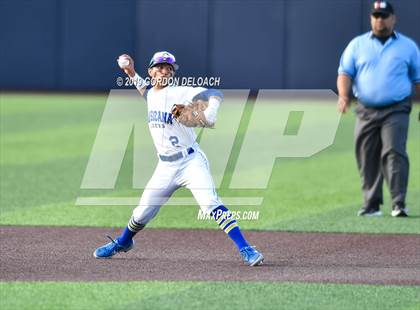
left=357, top=207, right=382, bottom=217
left=391, top=206, right=408, bottom=217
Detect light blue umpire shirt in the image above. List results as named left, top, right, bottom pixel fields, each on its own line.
left=338, top=31, right=420, bottom=107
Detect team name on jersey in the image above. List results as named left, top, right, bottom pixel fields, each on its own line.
left=148, top=110, right=173, bottom=125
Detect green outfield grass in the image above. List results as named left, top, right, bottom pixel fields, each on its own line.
left=1, top=281, right=419, bottom=310
left=1, top=93, right=419, bottom=233
left=1, top=93, right=419, bottom=310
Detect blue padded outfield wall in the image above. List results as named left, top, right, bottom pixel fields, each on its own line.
left=0, top=0, right=419, bottom=91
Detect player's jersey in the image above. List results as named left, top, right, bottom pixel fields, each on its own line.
left=145, top=86, right=206, bottom=155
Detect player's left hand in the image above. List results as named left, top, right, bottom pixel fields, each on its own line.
left=171, top=101, right=212, bottom=127
left=171, top=104, right=185, bottom=118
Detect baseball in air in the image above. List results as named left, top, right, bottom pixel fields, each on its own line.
left=118, top=57, right=130, bottom=68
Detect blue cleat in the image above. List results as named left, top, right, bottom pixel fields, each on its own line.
left=239, top=246, right=264, bottom=266
left=93, top=236, right=134, bottom=259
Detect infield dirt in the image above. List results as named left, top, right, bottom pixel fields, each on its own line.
left=0, top=226, right=418, bottom=285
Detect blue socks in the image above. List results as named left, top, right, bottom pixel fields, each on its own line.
left=117, top=227, right=136, bottom=246
left=212, top=205, right=250, bottom=250
left=118, top=208, right=250, bottom=250
left=117, top=217, right=145, bottom=246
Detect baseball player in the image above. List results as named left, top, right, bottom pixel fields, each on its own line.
left=93, top=51, right=264, bottom=266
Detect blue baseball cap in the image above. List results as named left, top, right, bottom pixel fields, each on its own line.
left=148, top=51, right=179, bottom=70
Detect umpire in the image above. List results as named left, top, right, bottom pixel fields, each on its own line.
left=337, top=1, right=420, bottom=217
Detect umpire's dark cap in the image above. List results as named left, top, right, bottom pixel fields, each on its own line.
left=371, top=1, right=394, bottom=16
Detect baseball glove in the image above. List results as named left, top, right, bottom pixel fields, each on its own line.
left=171, top=100, right=212, bottom=127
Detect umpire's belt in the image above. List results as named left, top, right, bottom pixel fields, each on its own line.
left=159, top=147, right=194, bottom=162
left=358, top=96, right=410, bottom=109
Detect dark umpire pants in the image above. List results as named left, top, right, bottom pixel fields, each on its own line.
left=354, top=98, right=411, bottom=210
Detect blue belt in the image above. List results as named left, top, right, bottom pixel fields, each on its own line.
left=159, top=147, right=194, bottom=162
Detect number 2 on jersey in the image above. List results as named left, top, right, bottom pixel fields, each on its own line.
left=169, top=136, right=179, bottom=147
